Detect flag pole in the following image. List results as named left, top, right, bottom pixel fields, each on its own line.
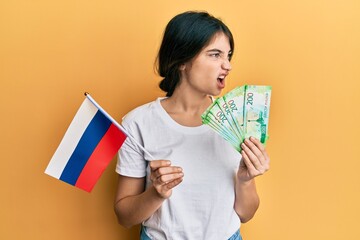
left=84, top=92, right=155, bottom=160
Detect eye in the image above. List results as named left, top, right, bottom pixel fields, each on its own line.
left=210, top=53, right=221, bottom=58
left=228, top=52, right=233, bottom=61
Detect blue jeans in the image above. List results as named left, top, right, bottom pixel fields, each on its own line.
left=140, top=226, right=242, bottom=240
left=228, top=229, right=242, bottom=240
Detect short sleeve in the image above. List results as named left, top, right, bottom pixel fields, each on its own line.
left=115, top=117, right=147, bottom=178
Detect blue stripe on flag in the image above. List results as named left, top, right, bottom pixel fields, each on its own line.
left=59, top=110, right=112, bottom=185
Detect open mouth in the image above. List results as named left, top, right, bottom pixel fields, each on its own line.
left=217, top=76, right=225, bottom=88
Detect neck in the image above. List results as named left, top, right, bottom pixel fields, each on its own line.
left=166, top=87, right=212, bottom=115
left=160, top=86, right=212, bottom=128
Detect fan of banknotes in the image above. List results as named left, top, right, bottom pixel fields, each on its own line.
left=201, top=85, right=272, bottom=152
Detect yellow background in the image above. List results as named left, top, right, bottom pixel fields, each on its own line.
left=1, top=0, right=359, bottom=239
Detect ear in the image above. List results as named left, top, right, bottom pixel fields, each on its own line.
left=179, top=64, right=186, bottom=71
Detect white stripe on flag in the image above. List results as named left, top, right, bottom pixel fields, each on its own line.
left=45, top=98, right=98, bottom=179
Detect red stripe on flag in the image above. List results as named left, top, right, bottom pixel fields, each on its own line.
left=75, top=124, right=127, bottom=192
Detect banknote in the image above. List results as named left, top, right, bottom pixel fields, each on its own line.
left=222, top=86, right=246, bottom=140
left=202, top=85, right=272, bottom=152
left=243, top=85, right=272, bottom=143
left=201, top=104, right=241, bottom=151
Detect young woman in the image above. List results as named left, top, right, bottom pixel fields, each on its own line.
left=114, top=11, right=270, bottom=240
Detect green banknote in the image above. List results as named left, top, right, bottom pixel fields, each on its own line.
left=243, top=85, right=272, bottom=143
left=202, top=85, right=272, bottom=152
left=222, top=86, right=246, bottom=140
left=201, top=104, right=241, bottom=151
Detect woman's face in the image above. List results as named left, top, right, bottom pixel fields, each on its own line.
left=180, top=32, right=232, bottom=97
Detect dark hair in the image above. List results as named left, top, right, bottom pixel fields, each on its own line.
left=156, top=11, right=234, bottom=97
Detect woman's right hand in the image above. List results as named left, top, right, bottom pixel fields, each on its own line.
left=149, top=160, right=184, bottom=199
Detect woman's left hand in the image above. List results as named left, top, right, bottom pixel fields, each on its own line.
left=238, top=137, right=270, bottom=182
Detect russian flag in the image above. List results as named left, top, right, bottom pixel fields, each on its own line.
left=45, top=94, right=127, bottom=192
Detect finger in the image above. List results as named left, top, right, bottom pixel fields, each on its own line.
left=249, top=137, right=265, bottom=151
left=249, top=137, right=270, bottom=162
left=240, top=150, right=258, bottom=176
left=163, top=177, right=183, bottom=190
left=158, top=172, right=184, bottom=184
left=243, top=138, right=267, bottom=165
left=149, top=160, right=171, bottom=182
left=241, top=141, right=263, bottom=170
left=154, top=172, right=184, bottom=185
left=153, top=166, right=183, bottom=179
left=249, top=137, right=270, bottom=170
left=149, top=160, right=171, bottom=171
left=155, top=178, right=183, bottom=198
left=241, top=150, right=267, bottom=178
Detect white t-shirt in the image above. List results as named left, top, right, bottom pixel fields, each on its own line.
left=116, top=97, right=241, bottom=240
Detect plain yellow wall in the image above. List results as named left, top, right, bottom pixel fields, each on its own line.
left=1, top=0, right=359, bottom=239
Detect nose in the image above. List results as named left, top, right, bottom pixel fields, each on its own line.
left=222, top=58, right=232, bottom=71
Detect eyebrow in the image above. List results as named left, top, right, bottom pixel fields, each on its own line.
left=206, top=48, right=233, bottom=55
left=206, top=49, right=223, bottom=53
